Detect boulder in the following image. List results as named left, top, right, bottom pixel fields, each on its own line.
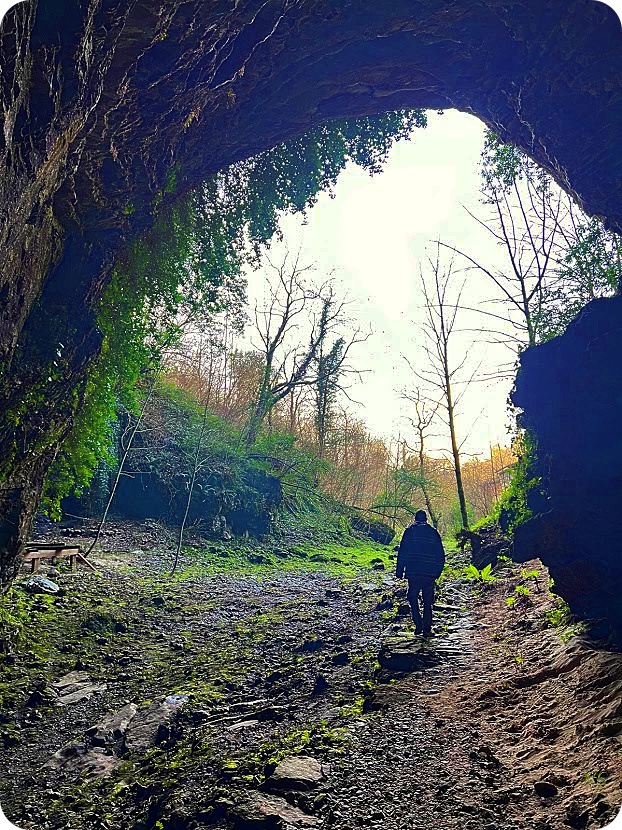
left=513, top=296, right=622, bottom=642
left=457, top=524, right=511, bottom=570
left=23, top=576, right=59, bottom=595
left=46, top=743, right=120, bottom=779
left=265, top=756, right=324, bottom=792
left=350, top=516, right=394, bottom=545
left=231, top=792, right=320, bottom=828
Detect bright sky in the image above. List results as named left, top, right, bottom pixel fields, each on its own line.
left=244, top=111, right=520, bottom=459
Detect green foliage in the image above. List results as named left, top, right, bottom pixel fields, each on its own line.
left=465, top=563, right=496, bottom=583
left=520, top=567, right=541, bottom=591
left=506, top=582, right=531, bottom=611
left=449, top=498, right=475, bottom=535
left=545, top=602, right=571, bottom=629
left=537, top=217, right=620, bottom=341
left=250, top=431, right=327, bottom=515
left=218, top=110, right=427, bottom=251
left=0, top=588, right=30, bottom=653
left=469, top=515, right=496, bottom=534
left=480, top=131, right=524, bottom=192
left=44, top=198, right=246, bottom=515
left=544, top=595, right=587, bottom=641
left=493, top=430, right=539, bottom=534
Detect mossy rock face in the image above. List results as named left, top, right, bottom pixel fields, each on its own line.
left=85, top=464, right=283, bottom=539
left=350, top=517, right=394, bottom=546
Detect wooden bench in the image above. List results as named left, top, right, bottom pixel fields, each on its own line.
left=22, top=543, right=98, bottom=574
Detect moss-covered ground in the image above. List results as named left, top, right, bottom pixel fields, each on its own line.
left=0, top=524, right=398, bottom=829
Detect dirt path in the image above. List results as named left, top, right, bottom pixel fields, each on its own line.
left=1, top=525, right=621, bottom=830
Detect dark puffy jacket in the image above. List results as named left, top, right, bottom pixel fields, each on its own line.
left=396, top=521, right=445, bottom=579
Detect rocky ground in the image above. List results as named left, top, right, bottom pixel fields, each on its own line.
left=1, top=520, right=621, bottom=830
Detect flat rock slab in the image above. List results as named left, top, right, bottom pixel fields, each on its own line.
left=125, top=694, right=189, bottom=752
left=46, top=743, right=120, bottom=779
left=51, top=670, right=107, bottom=706
left=86, top=702, right=138, bottom=746
left=231, top=792, right=320, bottom=828
left=379, top=634, right=439, bottom=673
left=266, top=755, right=324, bottom=792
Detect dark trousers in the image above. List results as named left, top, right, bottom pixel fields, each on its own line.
left=407, top=575, right=435, bottom=634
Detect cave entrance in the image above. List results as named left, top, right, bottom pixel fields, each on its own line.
left=1, top=1, right=621, bottom=639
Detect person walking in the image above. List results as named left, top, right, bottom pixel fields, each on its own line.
left=396, top=510, right=445, bottom=636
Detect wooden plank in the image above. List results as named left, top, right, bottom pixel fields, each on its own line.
left=23, top=549, right=59, bottom=560
left=23, top=552, right=80, bottom=563
left=76, top=553, right=99, bottom=573
left=26, top=542, right=80, bottom=551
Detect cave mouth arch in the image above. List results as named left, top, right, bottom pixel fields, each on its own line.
left=1, top=0, right=622, bottom=638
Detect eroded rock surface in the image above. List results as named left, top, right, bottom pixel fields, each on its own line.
left=124, top=694, right=189, bottom=752
left=23, top=576, right=59, bottom=595
left=86, top=702, right=138, bottom=746
left=45, top=743, right=120, bottom=780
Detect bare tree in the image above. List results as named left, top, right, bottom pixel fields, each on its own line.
left=401, top=387, right=441, bottom=527
left=441, top=170, right=566, bottom=348
left=245, top=251, right=364, bottom=447
left=409, top=243, right=474, bottom=530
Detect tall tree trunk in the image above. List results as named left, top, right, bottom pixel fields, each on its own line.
left=445, top=368, right=469, bottom=530
left=245, top=364, right=273, bottom=448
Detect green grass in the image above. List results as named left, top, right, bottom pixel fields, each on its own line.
left=168, top=536, right=393, bottom=583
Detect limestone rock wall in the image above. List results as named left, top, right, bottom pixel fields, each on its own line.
left=513, top=296, right=622, bottom=643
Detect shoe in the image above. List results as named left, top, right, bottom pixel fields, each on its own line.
left=423, top=629, right=432, bottom=638
left=414, top=626, right=423, bottom=635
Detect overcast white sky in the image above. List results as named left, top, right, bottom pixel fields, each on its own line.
left=243, top=110, right=522, bottom=459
